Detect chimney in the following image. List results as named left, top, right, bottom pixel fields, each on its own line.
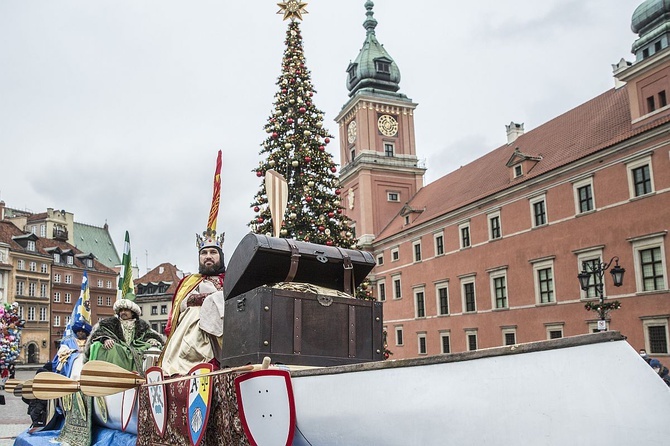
left=0, top=201, right=5, bottom=220
left=506, top=122, right=524, bottom=144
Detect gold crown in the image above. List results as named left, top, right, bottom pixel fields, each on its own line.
left=196, top=228, right=225, bottom=251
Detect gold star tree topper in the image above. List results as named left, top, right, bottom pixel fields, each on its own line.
left=277, top=0, right=308, bottom=21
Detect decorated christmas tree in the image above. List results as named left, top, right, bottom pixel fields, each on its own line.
left=249, top=2, right=357, bottom=249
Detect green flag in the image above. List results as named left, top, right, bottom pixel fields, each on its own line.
left=118, top=231, right=135, bottom=301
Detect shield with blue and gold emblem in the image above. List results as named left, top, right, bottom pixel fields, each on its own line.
left=145, top=366, right=166, bottom=437
left=187, top=363, right=213, bottom=446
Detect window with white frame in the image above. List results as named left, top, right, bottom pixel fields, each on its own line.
left=395, top=326, right=404, bottom=346
left=434, top=233, right=444, bottom=256
left=97, top=279, right=103, bottom=288
left=31, top=225, right=37, bottom=234
left=576, top=249, right=604, bottom=299
left=40, top=263, right=47, bottom=273
left=28, top=282, right=36, bottom=297
left=53, top=253, right=60, bottom=263
left=151, top=306, right=158, bottom=315
left=17, top=259, right=25, bottom=270
left=65, top=293, right=71, bottom=304
left=414, top=288, right=426, bottom=318
left=16, top=281, right=24, bottom=296
left=391, top=247, right=399, bottom=261
left=66, top=255, right=73, bottom=265
left=65, top=274, right=72, bottom=284
left=387, top=191, right=400, bottom=202
left=573, top=177, right=595, bottom=214
left=627, top=156, right=654, bottom=198
left=27, top=241, right=35, bottom=251
left=161, top=305, right=168, bottom=315
left=466, top=329, right=478, bottom=351
left=377, top=281, right=386, bottom=302
left=392, top=275, right=402, bottom=299
left=436, top=283, right=449, bottom=316
left=417, top=333, right=427, bottom=355
left=106, top=281, right=113, bottom=289
left=376, top=254, right=384, bottom=266
left=29, top=261, right=36, bottom=272
left=532, top=258, right=555, bottom=304
left=502, top=327, right=517, bottom=346
left=488, top=211, right=502, bottom=240
left=630, top=234, right=667, bottom=292
left=39, top=307, right=47, bottom=322
left=461, top=276, right=476, bottom=312
left=54, top=315, right=61, bottom=327
left=86, top=258, right=93, bottom=268
left=413, top=241, right=422, bottom=262
left=490, top=269, right=508, bottom=309
left=97, top=296, right=103, bottom=305
left=106, top=297, right=112, bottom=306
left=28, top=306, right=35, bottom=321
left=440, top=331, right=451, bottom=354
left=384, top=142, right=394, bottom=157
left=40, top=225, right=46, bottom=237
left=530, top=194, right=548, bottom=227
left=643, top=318, right=669, bottom=354
left=40, top=283, right=47, bottom=297
left=53, top=273, right=61, bottom=283
left=546, top=324, right=564, bottom=339
left=53, top=292, right=60, bottom=303
left=459, top=222, right=471, bottom=249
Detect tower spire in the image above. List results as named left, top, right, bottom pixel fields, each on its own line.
left=363, top=1, right=377, bottom=35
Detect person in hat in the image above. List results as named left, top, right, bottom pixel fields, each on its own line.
left=85, top=294, right=164, bottom=374
left=159, top=151, right=226, bottom=376
left=53, top=319, right=92, bottom=378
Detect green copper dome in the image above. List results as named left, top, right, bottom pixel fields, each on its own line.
left=346, top=1, right=403, bottom=97
left=631, top=0, right=670, bottom=60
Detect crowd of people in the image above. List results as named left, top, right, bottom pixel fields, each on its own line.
left=639, top=349, right=670, bottom=386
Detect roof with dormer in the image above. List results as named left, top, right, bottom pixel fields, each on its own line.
left=73, top=222, right=121, bottom=268
left=375, top=86, right=670, bottom=241
left=135, top=262, right=184, bottom=297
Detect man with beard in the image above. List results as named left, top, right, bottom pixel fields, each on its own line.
left=158, top=229, right=226, bottom=376
left=85, top=295, right=164, bottom=374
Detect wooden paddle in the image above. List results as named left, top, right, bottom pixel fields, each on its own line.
left=80, top=360, right=145, bottom=397
left=80, top=361, right=256, bottom=396
left=20, top=379, right=35, bottom=400
left=265, top=169, right=288, bottom=237
left=4, top=378, right=21, bottom=394
left=32, top=372, right=80, bottom=400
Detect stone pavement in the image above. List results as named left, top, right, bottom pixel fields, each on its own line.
left=1, top=368, right=36, bottom=445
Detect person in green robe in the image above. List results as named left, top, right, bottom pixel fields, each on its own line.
left=85, top=295, right=164, bottom=375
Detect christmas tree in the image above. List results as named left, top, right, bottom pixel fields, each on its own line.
left=250, top=6, right=357, bottom=249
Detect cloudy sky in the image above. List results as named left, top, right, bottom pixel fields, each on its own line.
left=0, top=0, right=643, bottom=274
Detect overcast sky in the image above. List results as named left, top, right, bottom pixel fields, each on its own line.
left=0, top=0, right=643, bottom=275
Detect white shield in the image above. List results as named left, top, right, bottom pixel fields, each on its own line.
left=235, top=369, right=296, bottom=446
left=120, top=387, right=138, bottom=432
left=145, top=366, right=167, bottom=437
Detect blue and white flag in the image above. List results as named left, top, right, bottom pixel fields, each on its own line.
left=63, top=270, right=92, bottom=339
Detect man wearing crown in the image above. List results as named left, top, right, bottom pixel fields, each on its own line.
left=159, top=152, right=227, bottom=376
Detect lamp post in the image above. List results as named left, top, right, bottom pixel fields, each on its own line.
left=578, top=256, right=625, bottom=331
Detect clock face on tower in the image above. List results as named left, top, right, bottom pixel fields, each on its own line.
left=347, top=120, right=357, bottom=143
left=377, top=114, right=398, bottom=137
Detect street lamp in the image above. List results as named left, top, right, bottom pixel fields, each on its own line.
left=578, top=256, right=625, bottom=331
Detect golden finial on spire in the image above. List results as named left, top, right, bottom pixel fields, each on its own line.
left=277, top=0, right=308, bottom=21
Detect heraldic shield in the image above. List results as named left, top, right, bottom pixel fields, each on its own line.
left=187, top=363, right=214, bottom=446
left=235, top=369, right=296, bottom=446
left=145, top=366, right=167, bottom=437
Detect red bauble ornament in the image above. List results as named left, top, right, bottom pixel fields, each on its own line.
left=254, top=206, right=260, bottom=212
left=282, top=88, right=287, bottom=93
left=324, top=137, right=330, bottom=144
left=256, top=171, right=263, bottom=177
left=326, top=240, right=334, bottom=246
left=296, top=69, right=301, bottom=74
left=290, top=78, right=296, bottom=84
left=318, top=225, right=325, bottom=232
left=318, top=145, right=325, bottom=151
left=287, top=118, right=294, bottom=124
left=337, top=209, right=343, bottom=214
left=272, top=132, right=278, bottom=139
left=330, top=166, right=337, bottom=173
left=328, top=212, right=335, bottom=218
left=299, top=107, right=306, bottom=114
left=309, top=92, right=313, bottom=97
left=335, top=189, right=341, bottom=195
left=304, top=156, right=311, bottom=162
left=257, top=217, right=264, bottom=223
left=305, top=196, right=313, bottom=203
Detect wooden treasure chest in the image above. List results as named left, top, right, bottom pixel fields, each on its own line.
left=220, top=233, right=383, bottom=367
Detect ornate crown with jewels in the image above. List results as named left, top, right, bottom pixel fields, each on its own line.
left=196, top=228, right=225, bottom=250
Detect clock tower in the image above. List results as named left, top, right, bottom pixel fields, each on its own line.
left=336, top=1, right=426, bottom=248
